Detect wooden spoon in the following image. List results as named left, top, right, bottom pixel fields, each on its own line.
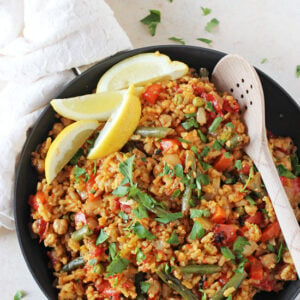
left=212, top=54, right=300, bottom=276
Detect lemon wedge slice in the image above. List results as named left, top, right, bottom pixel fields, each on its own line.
left=88, top=85, right=141, bottom=159
left=50, top=91, right=125, bottom=121
left=45, top=120, right=99, bottom=183
left=96, top=52, right=188, bottom=92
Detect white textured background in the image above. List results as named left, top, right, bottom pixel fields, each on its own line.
left=0, top=0, right=299, bottom=299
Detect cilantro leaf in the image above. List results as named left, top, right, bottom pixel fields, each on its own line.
left=205, top=18, right=219, bottom=33
left=133, top=222, right=156, bottom=240
left=220, top=246, right=235, bottom=260
left=276, top=241, right=284, bottom=263
left=200, top=146, right=210, bottom=157
left=198, top=173, right=209, bottom=185
left=119, top=211, right=129, bottom=222
left=74, top=165, right=87, bottom=182
left=240, top=166, right=254, bottom=192
left=169, top=37, right=185, bottom=45
left=155, top=212, right=183, bottom=224
left=106, top=255, right=130, bottom=277
left=140, top=10, right=161, bottom=36
left=178, top=137, right=192, bottom=144
left=140, top=281, right=151, bottom=293
left=190, top=209, right=210, bottom=218
left=14, top=291, right=24, bottom=300
left=166, top=232, right=180, bottom=245
left=133, top=205, right=149, bottom=219
left=109, top=243, right=117, bottom=260
left=96, top=229, right=109, bottom=245
left=233, top=237, right=250, bottom=254
left=276, top=164, right=296, bottom=179
left=182, top=117, right=199, bottom=130
left=297, top=65, right=300, bottom=78
left=245, top=195, right=256, bottom=206
left=235, top=160, right=242, bottom=170
left=261, top=58, right=268, bottom=64
left=112, top=185, right=130, bottom=197
left=174, top=164, right=184, bottom=177
left=234, top=259, right=247, bottom=274
left=205, top=101, right=215, bottom=112
left=213, top=140, right=223, bottom=150
left=197, top=38, right=212, bottom=45
left=119, top=155, right=135, bottom=185
left=190, top=220, right=205, bottom=240
left=267, top=243, right=275, bottom=252
left=135, top=247, right=146, bottom=263
left=172, top=189, right=181, bottom=198
left=201, top=7, right=211, bottom=16
left=70, top=148, right=84, bottom=165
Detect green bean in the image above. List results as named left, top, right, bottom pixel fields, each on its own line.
left=156, top=267, right=198, bottom=300
left=135, top=127, right=172, bottom=138
left=226, top=135, right=242, bottom=150
left=182, top=184, right=192, bottom=213
left=211, top=271, right=247, bottom=300
left=62, top=257, right=85, bottom=272
left=179, top=264, right=221, bottom=274
left=185, top=152, right=196, bottom=172
left=209, top=116, right=223, bottom=133
left=71, top=224, right=93, bottom=241
left=197, top=129, right=208, bottom=143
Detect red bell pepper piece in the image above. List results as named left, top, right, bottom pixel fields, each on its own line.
left=37, top=218, right=49, bottom=242
left=211, top=205, right=226, bottom=224
left=245, top=211, right=264, bottom=226
left=222, top=98, right=240, bottom=114
left=213, top=224, right=237, bottom=246
left=141, top=84, right=162, bottom=104
left=261, top=221, right=280, bottom=242
left=214, top=153, right=233, bottom=171
left=248, top=256, right=264, bottom=281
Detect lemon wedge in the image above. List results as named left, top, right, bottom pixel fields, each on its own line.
left=88, top=85, right=141, bottom=159
left=96, top=52, right=188, bottom=92
left=50, top=91, right=125, bottom=121
left=45, top=120, right=99, bottom=183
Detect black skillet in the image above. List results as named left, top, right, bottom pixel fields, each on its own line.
left=14, top=45, right=300, bottom=299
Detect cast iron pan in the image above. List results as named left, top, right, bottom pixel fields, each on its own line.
left=14, top=45, right=300, bottom=299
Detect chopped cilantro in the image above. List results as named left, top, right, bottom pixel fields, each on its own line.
left=119, top=155, right=135, bottom=185
left=297, top=65, right=300, bottom=78
left=233, top=237, right=250, bottom=253
left=234, top=260, right=247, bottom=274
left=205, top=18, right=219, bottom=33
left=205, top=101, right=215, bottom=112
left=169, top=37, right=185, bottom=45
left=96, top=229, right=109, bottom=245
left=201, top=290, right=207, bottom=300
left=135, top=247, right=146, bottom=263
left=164, top=263, right=175, bottom=274
left=141, top=281, right=151, bottom=293
left=140, top=10, right=161, bottom=36
left=172, top=189, right=181, bottom=198
left=178, top=137, right=192, bottom=144
left=209, top=116, right=223, bottom=133
left=220, top=246, right=235, bottom=260
left=276, top=242, right=284, bottom=263
left=174, top=164, right=184, bottom=177
left=118, top=211, right=129, bottom=222
left=245, top=195, right=256, bottom=206
left=240, top=166, right=254, bottom=192
left=213, top=140, right=223, bottom=150
left=112, top=185, right=130, bottom=197
left=198, top=173, right=209, bottom=185
left=14, top=291, right=24, bottom=300
left=182, top=117, right=199, bottom=130
left=141, top=156, right=147, bottom=162
left=267, top=243, right=275, bottom=252
left=133, top=222, right=156, bottom=240
left=190, top=220, right=205, bottom=240
left=261, top=58, right=268, bottom=64
left=201, top=7, right=212, bottom=15
left=109, top=243, right=117, bottom=260
left=106, top=255, right=129, bottom=277
left=70, top=148, right=84, bottom=165
left=235, top=160, right=242, bottom=170
left=155, top=212, right=183, bottom=224
left=132, top=205, right=149, bottom=219
left=190, top=209, right=210, bottom=218
left=276, top=164, right=296, bottom=179
left=74, top=165, right=86, bottom=182
left=200, top=146, right=210, bottom=157
left=197, top=38, right=212, bottom=45
left=197, top=129, right=208, bottom=143
left=166, top=232, right=180, bottom=245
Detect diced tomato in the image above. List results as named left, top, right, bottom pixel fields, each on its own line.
left=193, top=85, right=205, bottom=96
left=214, top=153, right=233, bottom=171
left=245, top=212, right=264, bottom=226
left=280, top=177, right=300, bottom=198
left=29, top=191, right=46, bottom=210
left=239, top=163, right=250, bottom=175
left=205, top=93, right=223, bottom=114
left=93, top=246, right=106, bottom=257
left=74, top=211, right=87, bottom=228
left=213, top=224, right=237, bottom=246
left=37, top=218, right=49, bottom=242
left=248, top=256, right=264, bottom=281
left=160, top=139, right=181, bottom=153
left=261, top=221, right=280, bottom=242
left=218, top=274, right=229, bottom=286
left=96, top=280, right=111, bottom=293
left=120, top=203, right=131, bottom=214
left=141, top=84, right=162, bottom=104
left=222, top=98, right=240, bottom=114
left=86, top=174, right=98, bottom=201
left=114, top=198, right=121, bottom=210
left=211, top=205, right=226, bottom=224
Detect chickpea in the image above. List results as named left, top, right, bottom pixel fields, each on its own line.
left=53, top=219, right=68, bottom=235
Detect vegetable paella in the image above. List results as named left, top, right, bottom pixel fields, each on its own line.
left=29, top=60, right=300, bottom=299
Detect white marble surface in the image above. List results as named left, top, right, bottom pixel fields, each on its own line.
left=0, top=0, right=299, bottom=299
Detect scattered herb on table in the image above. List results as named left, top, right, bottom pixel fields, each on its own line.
left=197, top=38, right=212, bottom=45
left=169, top=37, right=185, bottom=44
left=201, top=7, right=212, bottom=16
left=205, top=18, right=219, bottom=33
left=14, top=291, right=24, bottom=300
left=261, top=58, right=268, bottom=64
left=296, top=65, right=300, bottom=78
left=140, top=10, right=161, bottom=36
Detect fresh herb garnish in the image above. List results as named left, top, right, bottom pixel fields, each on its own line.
left=276, top=164, right=296, bottom=179
left=169, top=37, right=185, bottom=45
left=140, top=281, right=151, bottom=293
left=14, top=291, right=24, bottom=300
left=174, top=164, right=184, bottom=177
left=240, top=166, right=254, bottom=192
left=112, top=185, right=130, bottom=197
left=190, top=209, right=210, bottom=218
left=205, top=101, right=215, bottom=112
left=190, top=220, right=205, bottom=240
left=140, top=10, right=161, bottom=36
left=297, top=65, right=300, bottom=78
left=197, top=129, right=208, bottom=143
left=133, top=205, right=149, bottom=219
left=276, top=241, right=284, bottom=263
left=261, top=58, right=268, bottom=64
left=166, top=231, right=180, bottom=245
left=155, top=212, right=183, bottom=224
left=225, top=122, right=234, bottom=128
left=209, top=116, right=223, bottom=133
left=221, top=246, right=235, bottom=260
left=178, top=137, right=192, bottom=144
left=267, top=243, right=275, bottom=252
left=96, top=229, right=109, bottom=245
left=133, top=222, right=156, bottom=240
left=224, top=152, right=231, bottom=159
left=235, top=160, right=242, bottom=170
left=182, top=117, right=199, bottom=130
left=135, top=247, right=146, bottom=263
left=74, top=165, right=87, bottom=182
left=109, top=243, right=117, bottom=260
left=171, top=189, right=181, bottom=198
left=119, top=155, right=135, bottom=185
left=233, top=237, right=250, bottom=253
left=118, top=211, right=129, bottom=222
left=201, top=7, right=212, bottom=16
left=205, top=18, right=219, bottom=32
left=141, top=156, right=147, bottom=162
left=200, top=146, right=210, bottom=157
left=164, top=263, right=175, bottom=274
left=70, top=148, right=84, bottom=165
left=213, top=140, right=223, bottom=150
left=245, top=195, right=256, bottom=206
left=197, top=38, right=212, bottom=45
left=198, top=173, right=210, bottom=185
left=106, top=255, right=130, bottom=277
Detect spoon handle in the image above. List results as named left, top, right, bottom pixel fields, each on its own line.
left=256, top=145, right=300, bottom=276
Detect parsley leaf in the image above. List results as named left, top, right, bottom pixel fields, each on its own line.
left=276, top=241, right=284, bottom=263
left=174, top=164, right=184, bottom=177
left=200, top=146, right=210, bottom=157
left=133, top=205, right=149, bottom=219
left=119, top=155, right=135, bottom=185
left=197, top=173, right=209, bottom=185
left=172, top=189, right=181, bottom=198
left=240, top=166, right=254, bottom=192
left=106, top=255, right=130, bottom=277
left=213, top=140, right=223, bottom=150
left=96, top=229, right=109, bottom=245
left=261, top=58, right=268, bottom=64
left=70, top=148, right=84, bottom=165
left=245, top=195, right=256, bottom=206
left=166, top=232, right=180, bottom=245
left=297, top=65, right=300, bottom=78
left=109, top=243, right=117, bottom=260
left=118, top=211, right=129, bottom=222
left=14, top=291, right=24, bottom=300
left=276, top=164, right=296, bottom=179
left=235, top=160, right=242, bottom=170
left=112, top=185, right=130, bottom=197
left=169, top=37, right=185, bottom=45
left=267, top=243, right=275, bottom=252
left=141, top=281, right=151, bottom=293
left=220, top=246, right=235, bottom=260
left=155, top=212, right=183, bottom=224
left=135, top=247, right=146, bottom=263
left=197, top=38, right=212, bottom=45
left=190, top=220, right=205, bottom=240
left=205, top=101, right=215, bottom=112
left=133, top=222, right=156, bottom=240
left=74, top=165, right=87, bottom=182
left=190, top=209, right=210, bottom=218
left=140, top=10, right=161, bottom=36
left=182, top=117, right=199, bottom=130
left=205, top=18, right=219, bottom=32
left=233, top=237, right=250, bottom=253
left=201, top=7, right=212, bottom=16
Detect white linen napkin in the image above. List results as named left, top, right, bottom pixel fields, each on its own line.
left=0, top=0, right=132, bottom=229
